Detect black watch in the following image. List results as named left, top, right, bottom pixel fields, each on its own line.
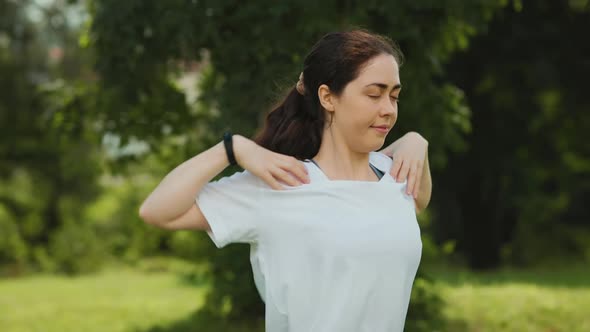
left=223, top=131, right=238, bottom=166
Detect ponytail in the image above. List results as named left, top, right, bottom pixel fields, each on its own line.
left=253, top=87, right=325, bottom=160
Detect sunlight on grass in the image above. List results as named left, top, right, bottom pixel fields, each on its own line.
left=435, top=265, right=590, bottom=332
left=0, top=265, right=206, bottom=332
left=442, top=283, right=590, bottom=331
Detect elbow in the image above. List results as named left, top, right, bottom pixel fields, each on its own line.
left=415, top=204, right=427, bottom=215
left=415, top=205, right=426, bottom=215
left=138, top=203, right=159, bottom=226
left=414, top=197, right=430, bottom=214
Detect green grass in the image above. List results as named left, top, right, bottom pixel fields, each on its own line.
left=0, top=261, right=206, bottom=332
left=431, top=264, right=590, bottom=332
left=1, top=259, right=589, bottom=332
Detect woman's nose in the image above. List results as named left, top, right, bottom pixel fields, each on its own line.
left=381, top=99, right=397, bottom=116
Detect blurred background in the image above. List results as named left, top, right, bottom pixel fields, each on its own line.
left=1, top=0, right=589, bottom=331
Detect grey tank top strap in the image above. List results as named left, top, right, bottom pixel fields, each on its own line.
left=309, top=159, right=384, bottom=180
left=369, top=163, right=385, bottom=179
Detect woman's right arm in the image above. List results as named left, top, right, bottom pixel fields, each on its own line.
left=138, top=135, right=310, bottom=231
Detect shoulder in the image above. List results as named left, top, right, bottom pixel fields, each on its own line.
left=369, top=151, right=393, bottom=173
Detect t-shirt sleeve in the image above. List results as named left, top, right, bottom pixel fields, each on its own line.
left=195, top=170, right=264, bottom=248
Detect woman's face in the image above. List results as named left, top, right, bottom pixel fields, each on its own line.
left=327, top=53, right=401, bottom=153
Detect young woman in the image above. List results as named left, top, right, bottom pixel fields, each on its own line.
left=139, top=29, right=431, bottom=332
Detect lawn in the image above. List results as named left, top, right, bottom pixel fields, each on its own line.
left=1, top=259, right=589, bottom=332
left=0, top=261, right=206, bottom=332
left=433, top=264, right=590, bottom=332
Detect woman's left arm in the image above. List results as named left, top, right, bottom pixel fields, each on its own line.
left=378, top=132, right=432, bottom=213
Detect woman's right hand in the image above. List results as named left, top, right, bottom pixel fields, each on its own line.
left=233, top=135, right=310, bottom=190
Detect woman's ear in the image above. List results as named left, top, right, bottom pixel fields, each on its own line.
left=318, top=84, right=336, bottom=113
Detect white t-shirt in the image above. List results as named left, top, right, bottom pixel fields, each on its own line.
left=195, top=151, right=422, bottom=332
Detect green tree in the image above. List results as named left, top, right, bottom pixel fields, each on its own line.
left=438, top=0, right=590, bottom=268
left=0, top=0, right=104, bottom=273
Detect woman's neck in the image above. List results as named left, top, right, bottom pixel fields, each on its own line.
left=312, top=130, right=375, bottom=181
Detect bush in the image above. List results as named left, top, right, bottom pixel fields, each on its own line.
left=48, top=222, right=107, bottom=275
left=405, top=270, right=446, bottom=332
left=0, top=206, right=28, bottom=275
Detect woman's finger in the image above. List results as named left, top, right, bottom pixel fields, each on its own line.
left=280, top=157, right=309, bottom=184
left=390, top=156, right=403, bottom=181
left=273, top=167, right=303, bottom=187
left=406, top=162, right=418, bottom=195
left=262, top=172, right=285, bottom=190
left=397, top=159, right=411, bottom=183
left=413, top=161, right=423, bottom=198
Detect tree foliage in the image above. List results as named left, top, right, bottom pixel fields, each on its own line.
left=439, top=0, right=590, bottom=268
left=0, top=0, right=104, bottom=273
left=89, top=0, right=506, bottom=168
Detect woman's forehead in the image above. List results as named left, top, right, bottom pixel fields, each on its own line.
left=355, top=54, right=400, bottom=87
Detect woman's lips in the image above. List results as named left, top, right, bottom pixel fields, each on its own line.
left=371, top=126, right=389, bottom=134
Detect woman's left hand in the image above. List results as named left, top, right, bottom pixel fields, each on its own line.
left=378, top=132, right=428, bottom=198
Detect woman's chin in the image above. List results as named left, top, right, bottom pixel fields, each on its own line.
left=362, top=142, right=386, bottom=153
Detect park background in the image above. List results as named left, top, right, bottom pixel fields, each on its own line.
left=1, top=0, right=589, bottom=331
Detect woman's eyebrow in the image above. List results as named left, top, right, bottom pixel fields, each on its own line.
left=365, top=83, right=402, bottom=91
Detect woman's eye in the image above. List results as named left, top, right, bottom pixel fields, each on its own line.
left=369, top=95, right=380, bottom=99
left=390, top=96, right=400, bottom=102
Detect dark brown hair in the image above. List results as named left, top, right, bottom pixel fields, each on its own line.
left=253, top=29, right=403, bottom=160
